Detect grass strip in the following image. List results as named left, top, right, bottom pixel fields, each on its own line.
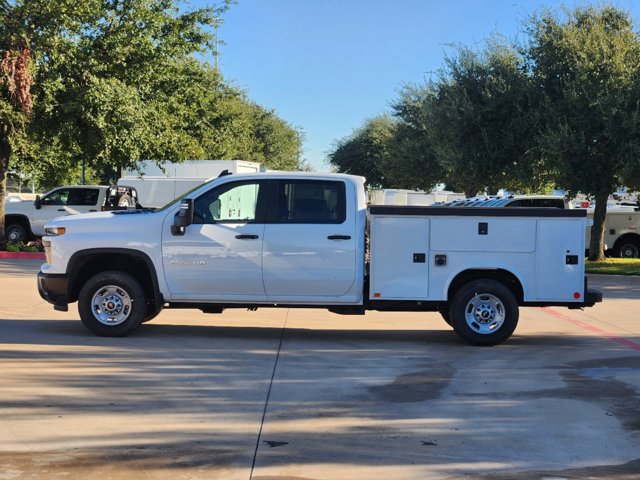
left=586, top=258, right=640, bottom=276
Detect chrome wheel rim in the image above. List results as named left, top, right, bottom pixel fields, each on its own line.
left=91, top=285, right=132, bottom=326
left=464, top=293, right=505, bottom=335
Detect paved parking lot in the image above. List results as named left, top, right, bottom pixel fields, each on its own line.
left=1, top=258, right=639, bottom=479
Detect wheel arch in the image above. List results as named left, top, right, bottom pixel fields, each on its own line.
left=4, top=214, right=33, bottom=238
left=67, top=248, right=163, bottom=310
left=612, top=233, right=640, bottom=257
left=447, top=268, right=524, bottom=304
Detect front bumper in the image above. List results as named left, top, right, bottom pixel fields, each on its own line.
left=37, top=272, right=70, bottom=311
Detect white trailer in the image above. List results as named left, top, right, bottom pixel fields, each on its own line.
left=370, top=189, right=465, bottom=206
left=118, top=160, right=261, bottom=209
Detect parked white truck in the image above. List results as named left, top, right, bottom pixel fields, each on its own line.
left=4, top=185, right=138, bottom=243
left=585, top=208, right=640, bottom=258
left=37, top=172, right=601, bottom=346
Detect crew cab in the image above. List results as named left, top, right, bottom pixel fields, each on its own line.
left=37, top=172, right=601, bottom=346
left=5, top=185, right=138, bottom=242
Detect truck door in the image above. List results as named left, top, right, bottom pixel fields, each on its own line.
left=32, top=188, right=72, bottom=235
left=162, top=180, right=268, bottom=300
left=64, top=188, right=102, bottom=215
left=261, top=179, right=357, bottom=299
left=33, top=187, right=102, bottom=235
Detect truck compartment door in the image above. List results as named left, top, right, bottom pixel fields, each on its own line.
left=536, top=219, right=585, bottom=301
left=370, top=217, right=429, bottom=300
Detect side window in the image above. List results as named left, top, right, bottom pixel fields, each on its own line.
left=505, top=199, right=531, bottom=207
left=194, top=181, right=262, bottom=224
left=41, top=189, right=70, bottom=206
left=275, top=180, right=346, bottom=224
left=533, top=199, right=564, bottom=208
left=67, top=189, right=100, bottom=206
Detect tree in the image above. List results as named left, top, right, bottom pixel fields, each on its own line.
left=386, top=85, right=442, bottom=192
left=328, top=115, right=396, bottom=188
left=31, top=0, right=230, bottom=184
left=1, top=0, right=88, bottom=242
left=423, top=38, right=543, bottom=197
left=1, top=0, right=233, bottom=240
left=526, top=5, right=640, bottom=260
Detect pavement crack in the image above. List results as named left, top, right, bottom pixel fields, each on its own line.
left=250, top=309, right=289, bottom=479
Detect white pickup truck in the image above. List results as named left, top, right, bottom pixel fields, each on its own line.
left=5, top=185, right=138, bottom=242
left=37, top=172, right=601, bottom=345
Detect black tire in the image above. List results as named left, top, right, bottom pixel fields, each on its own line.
left=78, top=271, right=146, bottom=336
left=449, top=279, right=518, bottom=346
left=439, top=309, right=452, bottom=326
left=6, top=223, right=28, bottom=243
left=613, top=238, right=640, bottom=258
left=143, top=306, right=163, bottom=323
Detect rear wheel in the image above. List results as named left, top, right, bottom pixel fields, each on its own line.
left=614, top=238, right=640, bottom=258
left=439, top=309, right=451, bottom=326
left=449, top=279, right=518, bottom=346
left=78, top=271, right=146, bottom=336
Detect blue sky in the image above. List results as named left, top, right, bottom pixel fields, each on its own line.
left=208, top=0, right=640, bottom=171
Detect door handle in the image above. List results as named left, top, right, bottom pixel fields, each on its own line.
left=235, top=234, right=259, bottom=240
left=57, top=209, right=65, bottom=212
left=327, top=235, right=351, bottom=240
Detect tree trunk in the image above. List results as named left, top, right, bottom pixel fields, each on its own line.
left=0, top=127, right=11, bottom=244
left=588, top=191, right=608, bottom=261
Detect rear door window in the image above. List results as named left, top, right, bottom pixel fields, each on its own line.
left=67, top=189, right=100, bottom=206
left=272, top=180, right=346, bottom=224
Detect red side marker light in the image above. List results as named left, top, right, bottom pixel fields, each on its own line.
left=373, top=293, right=381, bottom=298
left=573, top=292, right=581, bottom=299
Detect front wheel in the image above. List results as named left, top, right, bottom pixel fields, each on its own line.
left=6, top=223, right=28, bottom=243
left=449, top=279, right=518, bottom=346
left=78, top=271, right=146, bottom=336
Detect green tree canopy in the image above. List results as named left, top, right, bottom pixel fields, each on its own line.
left=423, top=39, right=542, bottom=197
left=2, top=0, right=303, bottom=225
left=328, top=115, right=396, bottom=188
left=527, top=5, right=640, bottom=259
left=385, top=85, right=441, bottom=191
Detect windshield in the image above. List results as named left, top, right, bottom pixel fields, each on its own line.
left=156, top=178, right=217, bottom=212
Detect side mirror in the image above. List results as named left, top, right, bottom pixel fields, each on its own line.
left=34, top=195, right=42, bottom=210
left=171, top=198, right=194, bottom=235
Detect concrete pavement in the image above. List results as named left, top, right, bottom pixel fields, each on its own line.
left=1, top=258, right=639, bottom=479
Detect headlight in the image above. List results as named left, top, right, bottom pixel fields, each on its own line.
left=45, top=226, right=66, bottom=236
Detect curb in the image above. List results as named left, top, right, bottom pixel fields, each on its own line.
left=0, top=251, right=46, bottom=260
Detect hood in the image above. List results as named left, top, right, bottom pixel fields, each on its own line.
left=45, top=209, right=161, bottom=232
left=4, top=199, right=34, bottom=213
